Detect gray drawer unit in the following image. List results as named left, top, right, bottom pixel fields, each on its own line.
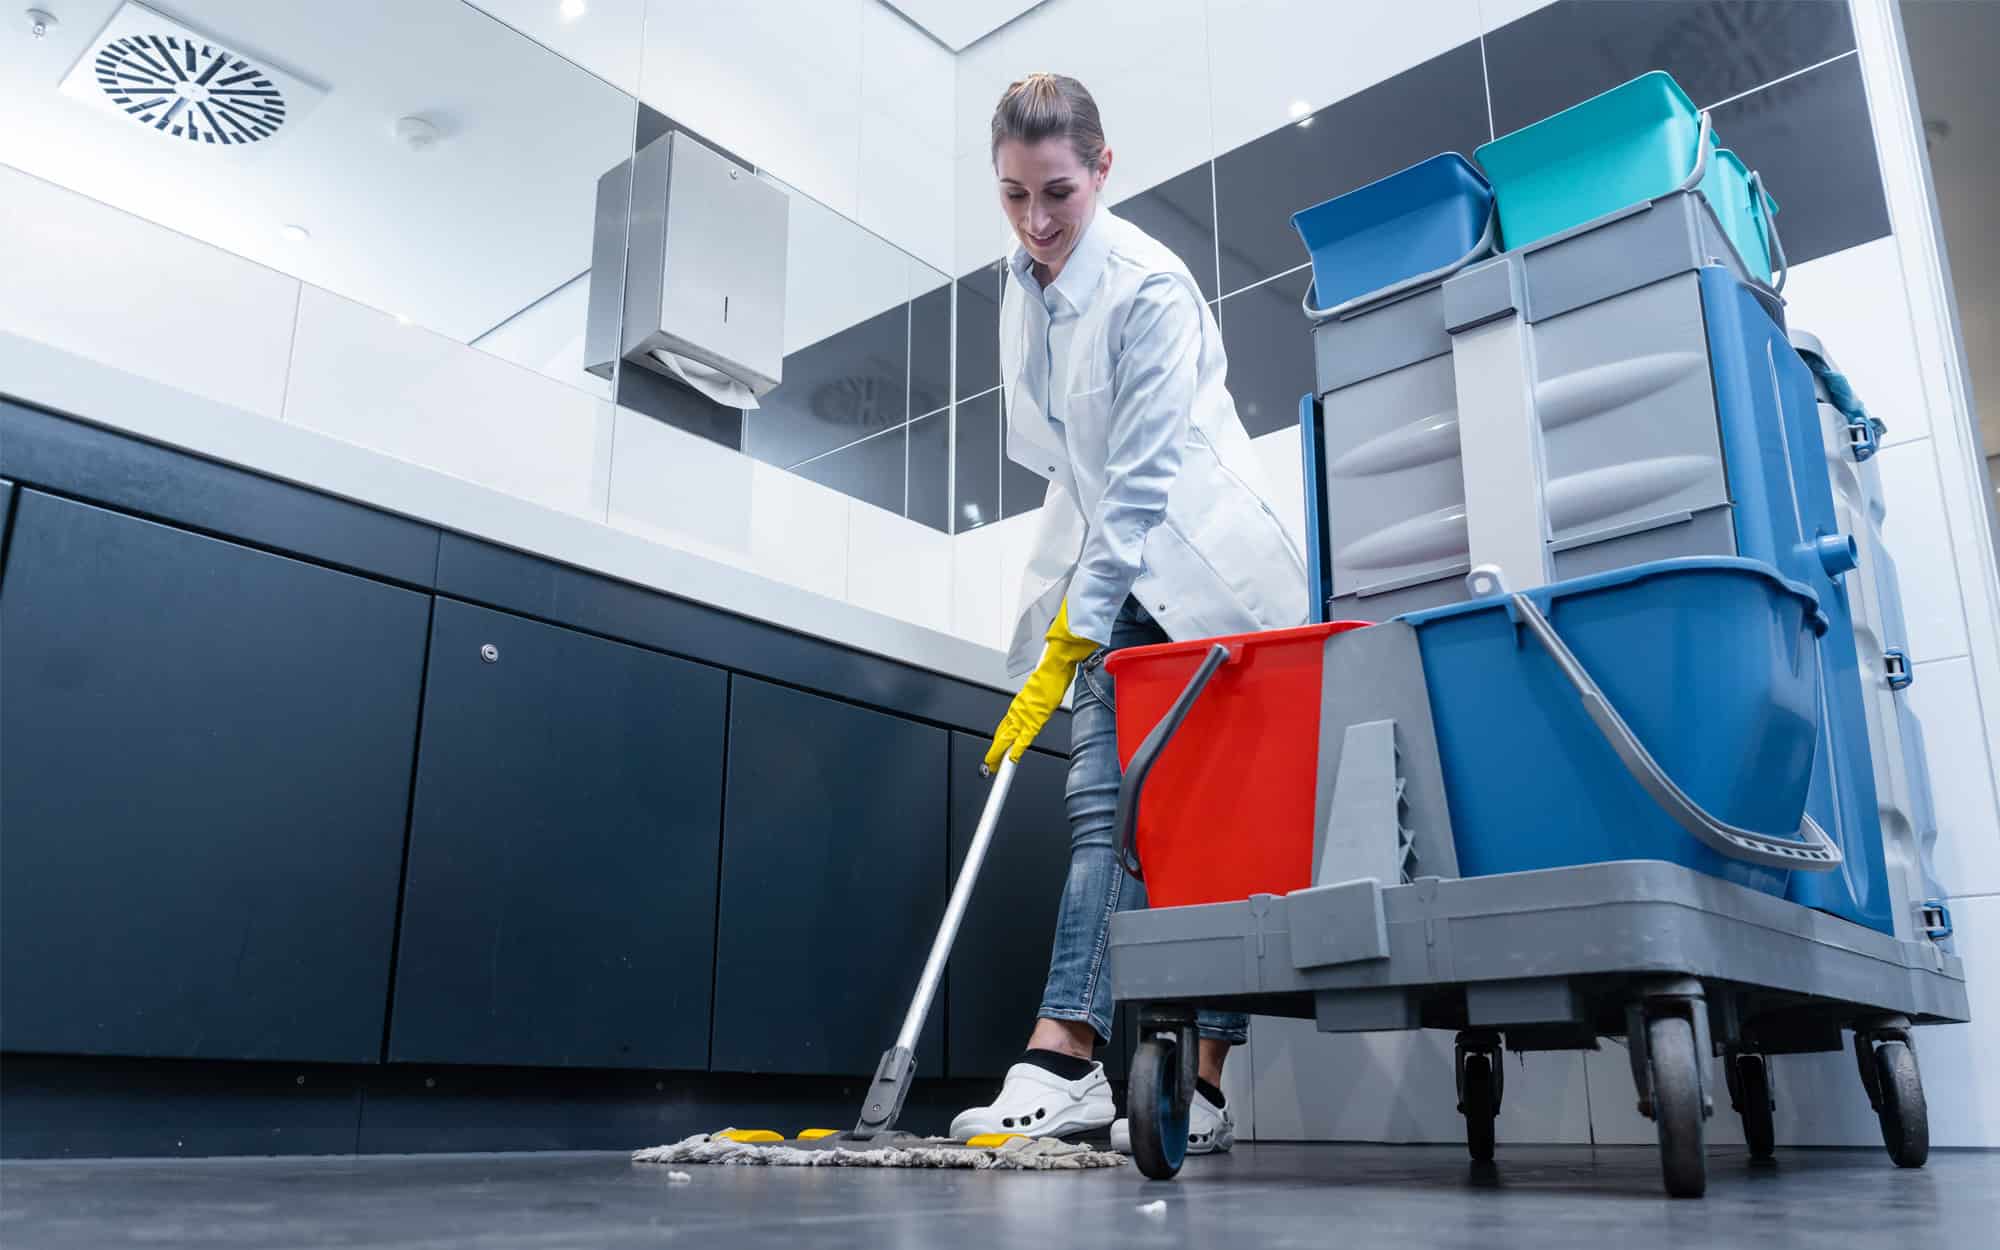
left=1312, top=190, right=1759, bottom=621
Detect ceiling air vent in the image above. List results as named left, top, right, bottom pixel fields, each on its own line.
left=59, top=2, right=324, bottom=147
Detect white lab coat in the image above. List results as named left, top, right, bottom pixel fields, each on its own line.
left=1000, top=210, right=1308, bottom=676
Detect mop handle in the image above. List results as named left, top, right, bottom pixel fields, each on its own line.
left=895, top=754, right=1019, bottom=1054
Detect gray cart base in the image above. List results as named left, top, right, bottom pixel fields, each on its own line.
left=1109, top=861, right=1968, bottom=1194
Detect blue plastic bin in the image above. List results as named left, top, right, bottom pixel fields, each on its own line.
left=1290, top=153, right=1492, bottom=314
left=1699, top=268, right=1892, bottom=931
left=1403, top=558, right=1827, bottom=898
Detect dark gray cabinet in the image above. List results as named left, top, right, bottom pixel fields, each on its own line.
left=387, top=599, right=727, bottom=1070
left=0, top=491, right=429, bottom=1062
left=710, top=678, right=948, bottom=1075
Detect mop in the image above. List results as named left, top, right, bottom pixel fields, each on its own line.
left=632, top=756, right=1126, bottom=1172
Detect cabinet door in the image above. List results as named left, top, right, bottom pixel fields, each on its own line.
left=0, top=491, right=429, bottom=1062
left=711, top=678, right=947, bottom=1075
left=387, top=599, right=727, bottom=1070
left=944, top=735, right=1072, bottom=1078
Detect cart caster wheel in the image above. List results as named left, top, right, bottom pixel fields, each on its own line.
left=1734, top=1053, right=1775, bottom=1160
left=1129, top=1037, right=1190, bottom=1181
left=1648, top=1014, right=1708, bottom=1198
left=1872, top=1040, right=1928, bottom=1169
left=1460, top=1052, right=1497, bottom=1162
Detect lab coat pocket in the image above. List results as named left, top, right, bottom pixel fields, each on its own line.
left=1135, top=522, right=1239, bottom=638
left=1172, top=456, right=1310, bottom=629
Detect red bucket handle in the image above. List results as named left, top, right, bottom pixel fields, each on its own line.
left=1116, top=643, right=1235, bottom=880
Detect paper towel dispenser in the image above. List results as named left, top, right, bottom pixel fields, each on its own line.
left=584, top=130, right=788, bottom=397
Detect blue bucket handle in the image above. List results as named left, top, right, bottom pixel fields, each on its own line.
left=1685, top=113, right=1789, bottom=298
left=1747, top=168, right=1790, bottom=294
left=1301, top=204, right=1498, bottom=324
left=1676, top=109, right=1715, bottom=193
left=1505, top=582, right=1843, bottom=872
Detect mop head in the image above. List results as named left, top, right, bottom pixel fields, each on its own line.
left=633, top=1131, right=1124, bottom=1171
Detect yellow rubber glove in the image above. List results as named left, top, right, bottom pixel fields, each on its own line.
left=984, top=602, right=1102, bottom=772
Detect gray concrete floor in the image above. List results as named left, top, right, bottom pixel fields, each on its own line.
left=3, top=1143, right=1996, bottom=1249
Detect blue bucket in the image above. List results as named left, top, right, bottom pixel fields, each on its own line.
left=1290, top=153, right=1493, bottom=315
left=1403, top=558, right=1827, bottom=897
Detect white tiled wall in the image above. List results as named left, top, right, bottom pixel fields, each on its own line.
left=950, top=515, right=1015, bottom=650
left=859, top=1, right=958, bottom=272
left=470, top=273, right=610, bottom=402
left=848, top=499, right=955, bottom=634
left=1878, top=438, right=1974, bottom=662
left=286, top=287, right=616, bottom=521
left=1901, top=893, right=2000, bottom=1148
left=606, top=408, right=864, bottom=606
left=1910, top=655, right=2000, bottom=900
left=1472, top=0, right=1562, bottom=35
left=1249, top=426, right=1310, bottom=560
left=0, top=164, right=299, bottom=423
left=622, top=1, right=955, bottom=273
left=1204, top=0, right=1483, bottom=157
left=1781, top=239, right=1936, bottom=448
left=1246, top=1017, right=1593, bottom=1145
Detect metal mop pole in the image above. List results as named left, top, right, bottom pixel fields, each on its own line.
left=851, top=755, right=1019, bottom=1138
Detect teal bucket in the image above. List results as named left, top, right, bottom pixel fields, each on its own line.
left=1702, top=146, right=1782, bottom=284
left=1475, top=70, right=1781, bottom=284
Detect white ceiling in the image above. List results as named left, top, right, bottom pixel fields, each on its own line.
left=1904, top=0, right=2000, bottom=459
left=880, top=0, right=1045, bottom=51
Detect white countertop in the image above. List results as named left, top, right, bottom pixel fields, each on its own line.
left=0, top=330, right=1015, bottom=694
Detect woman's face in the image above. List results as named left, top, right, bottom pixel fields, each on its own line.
left=995, top=136, right=1112, bottom=276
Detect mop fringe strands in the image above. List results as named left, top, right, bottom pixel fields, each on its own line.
left=633, top=1132, right=1123, bottom=1171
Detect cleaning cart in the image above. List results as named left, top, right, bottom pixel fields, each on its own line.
left=1105, top=73, right=1969, bottom=1197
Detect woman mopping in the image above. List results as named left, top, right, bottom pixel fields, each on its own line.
left=951, top=73, right=1308, bottom=1156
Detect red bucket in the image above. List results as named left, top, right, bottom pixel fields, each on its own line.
left=1103, top=621, right=1370, bottom=908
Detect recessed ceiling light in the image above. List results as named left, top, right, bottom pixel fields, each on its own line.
left=394, top=313, right=413, bottom=326
left=280, top=224, right=311, bottom=243
left=1288, top=100, right=1312, bottom=120
left=559, top=0, right=587, bottom=21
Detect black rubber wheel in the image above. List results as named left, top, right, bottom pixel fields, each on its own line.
left=1129, top=1037, right=1189, bottom=1181
left=1873, top=1040, right=1929, bottom=1169
left=1461, top=1052, right=1497, bottom=1162
left=1736, top=1054, right=1775, bottom=1160
left=1649, top=1014, right=1708, bottom=1198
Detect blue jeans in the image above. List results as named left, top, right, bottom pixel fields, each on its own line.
left=1036, top=598, right=1250, bottom=1047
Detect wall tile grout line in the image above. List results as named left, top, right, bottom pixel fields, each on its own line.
left=948, top=278, right=959, bottom=534
left=277, top=283, right=304, bottom=425
left=904, top=300, right=913, bottom=520
left=600, top=401, right=618, bottom=525
left=1476, top=13, right=1498, bottom=143
left=1915, top=653, right=1975, bottom=667
left=1701, top=48, right=1861, bottom=114
left=1202, top=0, right=1223, bottom=303
left=1216, top=259, right=1314, bottom=305
left=785, top=413, right=915, bottom=472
